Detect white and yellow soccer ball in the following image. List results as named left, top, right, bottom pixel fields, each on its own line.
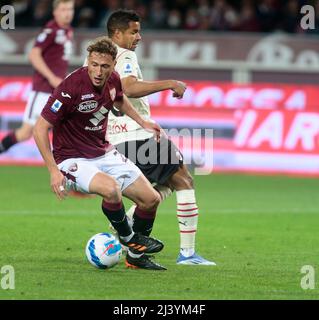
left=85, top=233, right=122, bottom=269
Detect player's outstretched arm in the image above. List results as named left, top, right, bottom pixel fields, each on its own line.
left=121, top=76, right=187, bottom=99
left=33, top=116, right=66, bottom=200
left=114, top=94, right=161, bottom=141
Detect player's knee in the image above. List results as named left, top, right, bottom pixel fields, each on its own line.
left=185, top=172, right=194, bottom=188
left=170, top=167, right=194, bottom=190
left=97, top=177, right=121, bottom=202
left=138, top=192, right=160, bottom=211
left=105, top=184, right=121, bottom=203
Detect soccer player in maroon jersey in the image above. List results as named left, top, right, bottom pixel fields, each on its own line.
left=33, top=36, right=166, bottom=270
left=0, top=0, right=74, bottom=154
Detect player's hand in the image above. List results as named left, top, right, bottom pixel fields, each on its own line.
left=171, top=80, right=187, bottom=99
left=142, top=120, right=162, bottom=142
left=50, top=169, right=67, bottom=200
left=48, top=75, right=63, bottom=88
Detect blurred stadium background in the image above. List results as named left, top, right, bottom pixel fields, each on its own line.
left=1, top=0, right=319, bottom=176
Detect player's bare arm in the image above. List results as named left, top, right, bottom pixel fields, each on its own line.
left=114, top=94, right=161, bottom=141
left=29, top=47, right=62, bottom=88
left=33, top=116, right=66, bottom=200
left=121, top=76, right=187, bottom=99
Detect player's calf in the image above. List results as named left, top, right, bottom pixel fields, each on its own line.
left=102, top=200, right=133, bottom=241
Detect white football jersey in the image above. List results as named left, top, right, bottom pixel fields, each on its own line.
left=107, top=45, right=154, bottom=145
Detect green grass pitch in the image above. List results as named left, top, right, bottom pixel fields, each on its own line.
left=0, top=166, right=318, bottom=300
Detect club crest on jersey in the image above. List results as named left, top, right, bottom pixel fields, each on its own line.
left=77, top=100, right=98, bottom=113
left=109, top=88, right=116, bottom=101
left=50, top=99, right=62, bottom=113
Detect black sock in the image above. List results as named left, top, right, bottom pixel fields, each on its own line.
left=102, top=200, right=132, bottom=237
left=0, top=132, right=17, bottom=153
left=132, top=207, right=156, bottom=236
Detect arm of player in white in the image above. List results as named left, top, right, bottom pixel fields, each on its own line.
left=121, top=76, right=187, bottom=99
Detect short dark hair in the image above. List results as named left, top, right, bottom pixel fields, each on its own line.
left=87, top=36, right=117, bottom=61
left=107, top=9, right=140, bottom=37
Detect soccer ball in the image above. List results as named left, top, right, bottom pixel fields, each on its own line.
left=85, top=233, right=122, bottom=269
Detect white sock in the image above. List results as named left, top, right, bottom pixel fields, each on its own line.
left=181, top=248, right=195, bottom=257
left=176, top=189, right=198, bottom=257
left=125, top=205, right=136, bottom=221
left=127, top=250, right=143, bottom=259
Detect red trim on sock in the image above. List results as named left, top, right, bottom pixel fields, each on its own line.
left=180, top=230, right=196, bottom=233
left=178, top=203, right=196, bottom=205
left=177, top=207, right=198, bottom=212
left=135, top=207, right=156, bottom=219
left=177, top=214, right=199, bottom=218
left=102, top=200, right=123, bottom=211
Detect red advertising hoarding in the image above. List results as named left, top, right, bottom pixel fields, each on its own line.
left=0, top=77, right=318, bottom=176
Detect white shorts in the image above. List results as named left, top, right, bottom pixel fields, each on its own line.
left=23, top=90, right=51, bottom=125
left=57, top=150, right=142, bottom=194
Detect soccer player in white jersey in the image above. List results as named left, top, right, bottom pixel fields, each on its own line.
left=105, top=10, right=215, bottom=266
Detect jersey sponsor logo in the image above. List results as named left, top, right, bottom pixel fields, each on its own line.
left=61, top=91, right=71, bottom=99
left=81, top=93, right=94, bottom=100
left=85, top=125, right=103, bottom=131
left=50, top=99, right=62, bottom=113
left=124, top=63, right=133, bottom=74
left=77, top=100, right=98, bottom=113
left=89, top=106, right=109, bottom=126
left=108, top=123, right=128, bottom=134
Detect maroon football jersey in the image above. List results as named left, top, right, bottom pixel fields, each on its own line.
left=41, top=67, right=123, bottom=164
left=32, top=19, right=73, bottom=93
